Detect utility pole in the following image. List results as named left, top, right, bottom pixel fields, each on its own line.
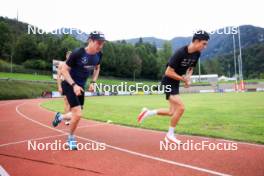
left=198, top=58, right=201, bottom=82
left=232, top=34, right=238, bottom=90
left=237, top=26, right=243, bottom=81
left=237, top=26, right=245, bottom=91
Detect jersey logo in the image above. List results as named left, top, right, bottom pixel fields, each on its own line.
left=81, top=57, right=89, bottom=64
left=84, top=65, right=95, bottom=70
left=181, top=58, right=196, bottom=67
left=181, top=58, right=190, bottom=66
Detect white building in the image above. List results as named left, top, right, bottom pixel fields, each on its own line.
left=191, top=74, right=218, bottom=83
left=218, top=75, right=237, bottom=82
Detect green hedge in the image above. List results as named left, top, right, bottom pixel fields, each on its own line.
left=0, top=79, right=56, bottom=100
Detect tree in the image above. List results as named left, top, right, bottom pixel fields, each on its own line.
left=157, top=41, right=172, bottom=78
left=14, top=34, right=39, bottom=64
left=0, top=22, right=12, bottom=59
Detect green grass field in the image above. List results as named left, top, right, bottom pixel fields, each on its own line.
left=0, top=79, right=56, bottom=100
left=41, top=92, right=264, bottom=144
left=0, top=72, right=158, bottom=85
left=0, top=72, right=53, bottom=81
left=1, top=72, right=263, bottom=86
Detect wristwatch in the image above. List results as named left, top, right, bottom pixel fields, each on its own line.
left=71, top=82, right=76, bottom=87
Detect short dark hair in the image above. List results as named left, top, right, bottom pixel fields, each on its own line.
left=192, top=30, right=210, bottom=42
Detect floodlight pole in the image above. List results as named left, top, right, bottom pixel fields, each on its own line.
left=237, top=26, right=243, bottom=81
left=232, top=34, right=238, bottom=89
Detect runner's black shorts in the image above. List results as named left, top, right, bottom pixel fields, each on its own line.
left=161, top=76, right=180, bottom=100
left=61, top=81, right=84, bottom=109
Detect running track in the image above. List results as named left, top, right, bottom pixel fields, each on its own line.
left=0, top=99, right=263, bottom=176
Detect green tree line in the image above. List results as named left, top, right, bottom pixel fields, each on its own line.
left=1, top=17, right=264, bottom=80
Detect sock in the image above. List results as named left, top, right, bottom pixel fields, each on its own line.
left=168, top=126, right=175, bottom=136
left=68, top=134, right=75, bottom=140
left=147, top=110, right=157, bottom=116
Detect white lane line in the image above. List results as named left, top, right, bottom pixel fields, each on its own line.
left=60, top=123, right=107, bottom=131
left=38, top=101, right=264, bottom=148
left=0, top=121, right=107, bottom=147
left=0, top=102, right=15, bottom=107
left=15, top=102, right=231, bottom=176
left=106, top=123, right=264, bottom=148
left=0, top=165, right=10, bottom=176
left=0, top=134, right=66, bottom=147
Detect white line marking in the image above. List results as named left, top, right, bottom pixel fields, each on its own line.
left=37, top=101, right=264, bottom=148
left=0, top=119, right=107, bottom=147
left=61, top=123, right=107, bottom=131
left=0, top=165, right=10, bottom=176
left=0, top=134, right=66, bottom=147
left=0, top=102, right=15, bottom=107
left=15, top=102, right=231, bottom=176
left=106, top=123, right=264, bottom=148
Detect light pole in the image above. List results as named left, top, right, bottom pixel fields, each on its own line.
left=237, top=26, right=245, bottom=91
left=237, top=26, right=243, bottom=81
left=232, top=34, right=238, bottom=90
left=198, top=58, right=201, bottom=82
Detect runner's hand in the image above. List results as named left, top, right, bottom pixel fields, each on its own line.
left=182, top=76, right=190, bottom=88
left=73, top=84, right=84, bottom=96
left=88, top=83, right=95, bottom=92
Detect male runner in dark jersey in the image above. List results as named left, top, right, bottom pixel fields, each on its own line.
left=52, top=31, right=105, bottom=150
left=137, top=31, right=210, bottom=144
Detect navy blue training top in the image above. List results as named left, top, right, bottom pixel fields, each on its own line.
left=66, top=48, right=102, bottom=87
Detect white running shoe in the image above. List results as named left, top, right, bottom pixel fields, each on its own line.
left=164, top=133, right=182, bottom=145
left=137, top=108, right=149, bottom=123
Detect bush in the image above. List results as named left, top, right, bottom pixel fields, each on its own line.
left=23, top=59, right=49, bottom=70
left=0, top=59, right=24, bottom=72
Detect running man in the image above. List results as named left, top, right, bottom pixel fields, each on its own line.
left=137, top=31, right=210, bottom=144
left=52, top=31, right=105, bottom=150
left=57, top=51, right=72, bottom=125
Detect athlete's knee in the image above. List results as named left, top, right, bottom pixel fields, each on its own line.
left=73, top=111, right=82, bottom=119
left=71, top=107, right=82, bottom=118
left=168, top=110, right=175, bottom=116
left=71, top=112, right=81, bottom=124
left=178, top=104, right=185, bottom=113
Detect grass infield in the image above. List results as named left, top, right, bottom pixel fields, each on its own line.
left=42, top=92, right=264, bottom=144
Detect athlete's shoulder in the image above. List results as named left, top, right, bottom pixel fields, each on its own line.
left=69, top=47, right=85, bottom=60
left=194, top=51, right=201, bottom=58
left=171, top=45, right=187, bottom=59
left=97, top=51, right=103, bottom=57
left=72, top=47, right=85, bottom=55
left=175, top=45, right=187, bottom=55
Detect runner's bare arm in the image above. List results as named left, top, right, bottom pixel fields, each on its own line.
left=186, top=67, right=193, bottom=77
left=61, top=63, right=84, bottom=95
left=165, top=66, right=188, bottom=82
left=88, top=64, right=100, bottom=92
left=91, top=64, right=100, bottom=82
left=61, top=64, right=75, bottom=86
